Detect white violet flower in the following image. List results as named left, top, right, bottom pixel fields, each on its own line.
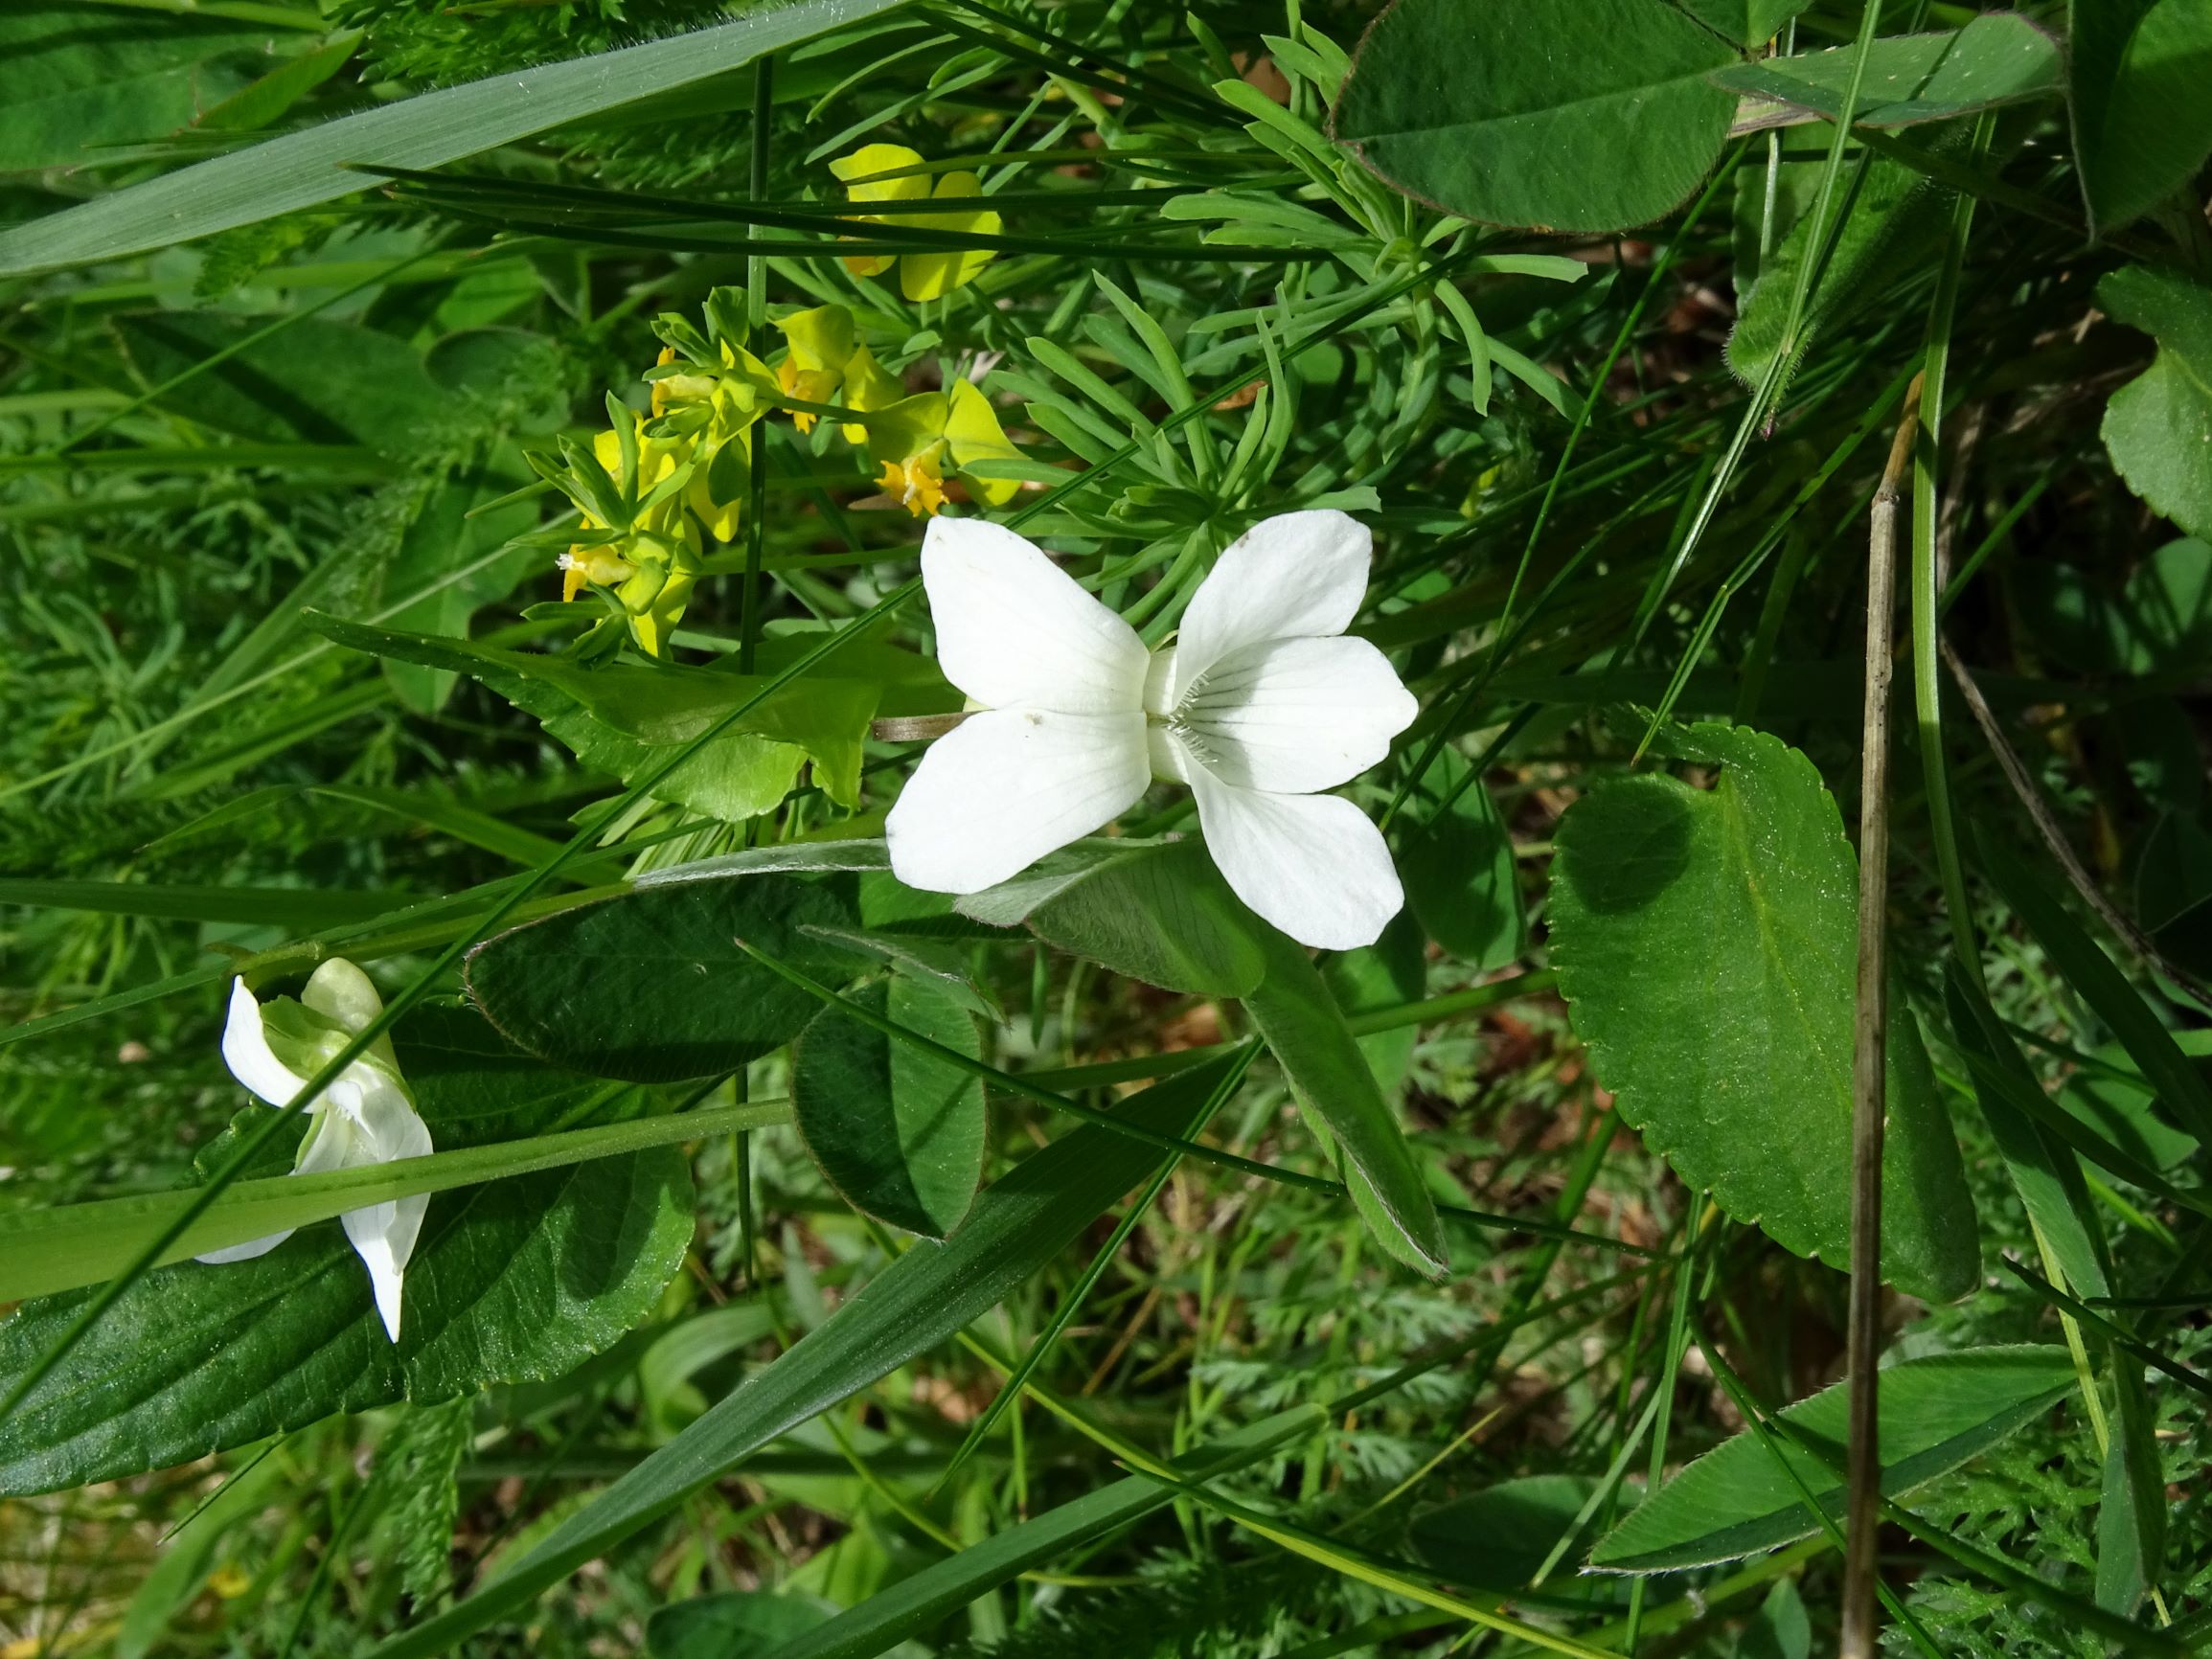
left=886, top=509, right=1418, bottom=949
left=197, top=959, right=432, bottom=1343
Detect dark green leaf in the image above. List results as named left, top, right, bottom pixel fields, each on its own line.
left=2097, top=1358, right=2167, bottom=1616
left=110, top=312, right=450, bottom=459
left=1589, top=1346, right=2076, bottom=1572
left=964, top=839, right=1267, bottom=998
left=0, top=1010, right=691, bottom=1495
left=792, top=976, right=988, bottom=1239
left=2068, top=0, right=2212, bottom=235
left=649, top=1591, right=832, bottom=1658
left=1726, top=147, right=1950, bottom=390
left=1977, top=830, right=2212, bottom=1145
left=0, top=7, right=272, bottom=171
left=1548, top=721, right=1978, bottom=1301
left=1397, top=749, right=1525, bottom=967
left=379, top=474, right=542, bottom=715
left=1333, top=0, right=1737, bottom=235
left=1714, top=16, right=2061, bottom=129
left=363, top=1058, right=1244, bottom=1659
left=466, top=874, right=868, bottom=1081
left=1677, top=0, right=1808, bottom=50
left=2100, top=266, right=2212, bottom=540
left=1244, top=929, right=1448, bottom=1279
left=1412, top=1474, right=1623, bottom=1592
left=309, top=611, right=878, bottom=815
left=0, top=0, right=913, bottom=276
left=1323, top=911, right=1426, bottom=1098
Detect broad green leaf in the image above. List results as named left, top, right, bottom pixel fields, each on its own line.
left=1245, top=929, right=1448, bottom=1278
left=1589, top=1346, right=2076, bottom=1572
left=1977, top=831, right=2212, bottom=1146
left=650, top=1591, right=832, bottom=1658
left=989, top=839, right=1267, bottom=998
left=792, top=975, right=988, bottom=1239
left=1398, top=749, right=1526, bottom=967
left=310, top=611, right=878, bottom=814
left=1412, top=1474, right=1627, bottom=1593
left=1714, top=16, right=2061, bottom=129
left=0, top=7, right=274, bottom=171
left=1333, top=0, right=1737, bottom=235
left=2068, top=0, right=2212, bottom=235
left=1547, top=721, right=1978, bottom=1301
left=1677, top=0, right=1808, bottom=49
left=110, top=312, right=450, bottom=458
left=0, top=1010, right=691, bottom=1496
left=379, top=474, right=542, bottom=715
left=0, top=0, right=911, bottom=277
left=363, top=1058, right=1243, bottom=1659
left=466, top=874, right=869, bottom=1082
left=2100, top=267, right=2212, bottom=541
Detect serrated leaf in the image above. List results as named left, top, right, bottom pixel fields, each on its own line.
left=792, top=975, right=988, bottom=1239
left=1589, top=1346, right=2076, bottom=1572
left=0, top=1011, right=691, bottom=1495
left=1333, top=0, right=1737, bottom=235
left=467, top=874, right=869, bottom=1082
left=1547, top=721, right=1978, bottom=1301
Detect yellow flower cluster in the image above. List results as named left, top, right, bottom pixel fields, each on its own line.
left=774, top=302, right=1024, bottom=518
left=828, top=142, right=1000, bottom=303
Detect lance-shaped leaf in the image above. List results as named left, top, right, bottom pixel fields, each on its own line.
left=1547, top=721, right=1978, bottom=1301
left=1714, top=15, right=2061, bottom=131
left=362, top=1057, right=1244, bottom=1659
left=1589, top=1346, right=2076, bottom=1572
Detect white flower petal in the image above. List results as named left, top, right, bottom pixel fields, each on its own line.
left=219, top=977, right=308, bottom=1109
left=330, top=1086, right=433, bottom=1344
left=195, top=1231, right=294, bottom=1265
left=1173, top=511, right=1373, bottom=688
left=1177, top=635, right=1418, bottom=794
left=1187, top=767, right=1404, bottom=950
left=920, top=516, right=1149, bottom=715
left=888, top=707, right=1150, bottom=893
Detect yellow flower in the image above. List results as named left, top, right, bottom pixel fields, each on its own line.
left=861, top=379, right=1025, bottom=515
left=828, top=143, right=1001, bottom=303
left=877, top=454, right=947, bottom=517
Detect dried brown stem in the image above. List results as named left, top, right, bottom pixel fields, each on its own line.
left=1842, top=375, right=1922, bottom=1659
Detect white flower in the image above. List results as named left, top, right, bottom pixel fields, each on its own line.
left=197, top=960, right=432, bottom=1343
left=885, top=510, right=1418, bottom=949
